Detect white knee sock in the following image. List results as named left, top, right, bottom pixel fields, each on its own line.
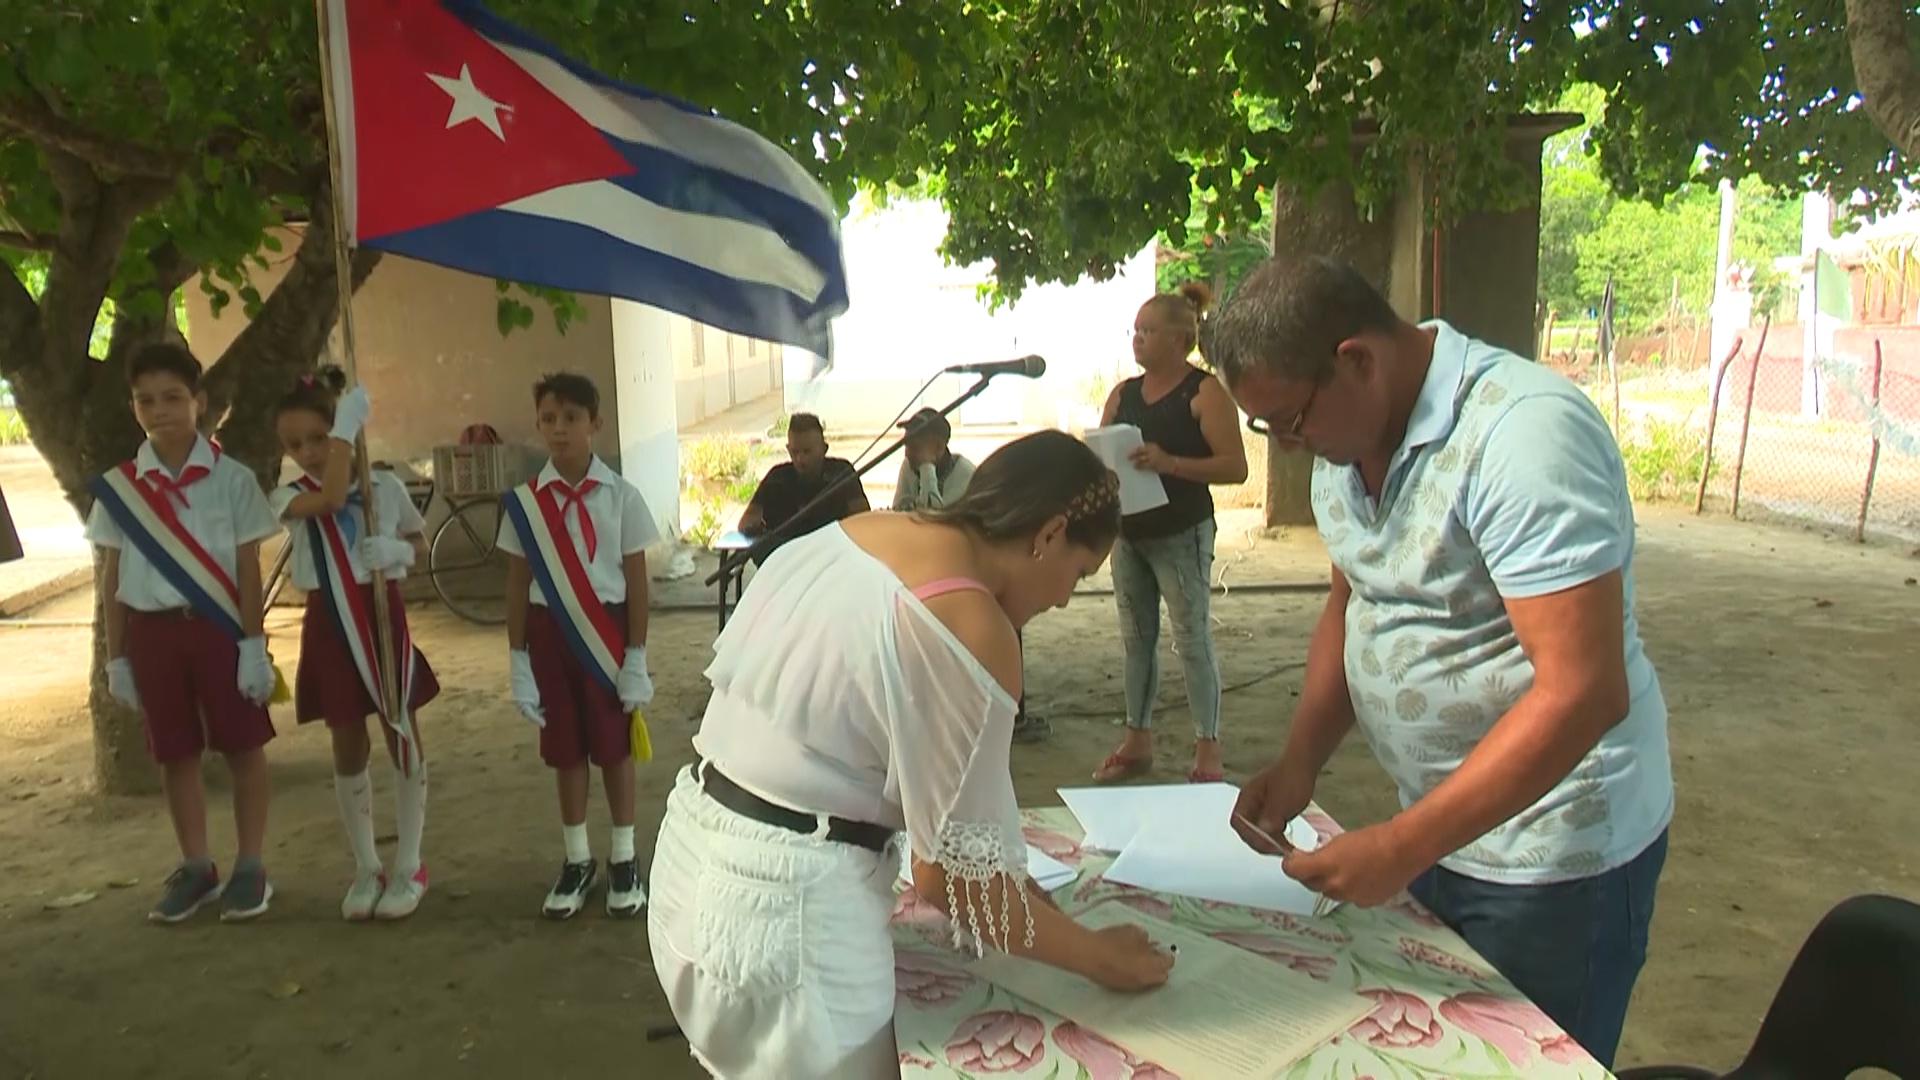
left=392, top=762, right=428, bottom=876
left=334, top=771, right=381, bottom=873
left=562, top=823, right=591, bottom=864
left=610, top=824, right=636, bottom=864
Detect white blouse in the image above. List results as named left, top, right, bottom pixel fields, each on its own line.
left=694, top=523, right=1031, bottom=954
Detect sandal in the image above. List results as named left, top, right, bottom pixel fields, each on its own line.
left=1092, top=750, right=1153, bottom=785
left=1187, top=767, right=1224, bottom=784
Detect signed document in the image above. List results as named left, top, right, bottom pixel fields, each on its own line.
left=970, top=902, right=1372, bottom=1078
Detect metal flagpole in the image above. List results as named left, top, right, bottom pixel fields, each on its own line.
left=313, top=0, right=406, bottom=748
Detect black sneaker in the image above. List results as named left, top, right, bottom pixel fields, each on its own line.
left=606, top=859, right=646, bottom=919
left=542, top=859, right=598, bottom=920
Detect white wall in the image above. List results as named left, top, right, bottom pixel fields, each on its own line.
left=786, top=200, right=1155, bottom=431
left=610, top=300, right=681, bottom=538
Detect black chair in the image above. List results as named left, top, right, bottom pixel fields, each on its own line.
left=1619, top=893, right=1920, bottom=1080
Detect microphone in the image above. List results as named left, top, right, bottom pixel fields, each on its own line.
left=942, top=354, right=1047, bottom=379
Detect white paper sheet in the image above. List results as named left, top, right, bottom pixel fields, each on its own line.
left=1058, top=782, right=1241, bottom=852
left=971, top=902, right=1372, bottom=1079
left=1082, top=424, right=1169, bottom=515
left=1106, top=813, right=1333, bottom=917
left=898, top=842, right=1079, bottom=892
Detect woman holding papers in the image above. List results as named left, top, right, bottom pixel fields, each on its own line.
left=1093, top=281, right=1249, bottom=785
left=647, top=431, right=1173, bottom=1080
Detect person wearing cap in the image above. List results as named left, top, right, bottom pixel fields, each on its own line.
left=890, top=408, right=976, bottom=512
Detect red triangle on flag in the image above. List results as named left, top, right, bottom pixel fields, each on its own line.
left=342, top=0, right=633, bottom=241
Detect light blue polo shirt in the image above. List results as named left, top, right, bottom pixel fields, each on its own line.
left=1313, top=321, right=1673, bottom=885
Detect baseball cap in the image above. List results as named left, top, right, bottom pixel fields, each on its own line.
left=899, top=407, right=951, bottom=441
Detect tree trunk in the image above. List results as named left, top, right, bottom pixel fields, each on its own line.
left=1265, top=170, right=1399, bottom=527
left=88, top=547, right=158, bottom=794
left=1846, top=0, right=1920, bottom=161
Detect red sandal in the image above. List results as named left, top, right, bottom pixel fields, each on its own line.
left=1092, top=750, right=1153, bottom=785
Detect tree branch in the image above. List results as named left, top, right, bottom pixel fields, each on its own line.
left=0, top=93, right=179, bottom=179
left=0, top=229, right=55, bottom=252
left=1846, top=0, right=1920, bottom=160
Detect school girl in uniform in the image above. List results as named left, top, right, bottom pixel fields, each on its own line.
left=87, top=342, right=283, bottom=924
left=498, top=372, right=658, bottom=920
left=270, top=369, right=438, bottom=921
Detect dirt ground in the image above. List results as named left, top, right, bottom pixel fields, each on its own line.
left=0, top=504, right=1916, bottom=1079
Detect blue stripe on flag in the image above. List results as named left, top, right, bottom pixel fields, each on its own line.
left=367, top=207, right=836, bottom=356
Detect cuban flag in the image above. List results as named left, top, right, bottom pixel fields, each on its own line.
left=323, top=0, right=849, bottom=357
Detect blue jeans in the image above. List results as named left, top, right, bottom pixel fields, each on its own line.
left=1409, top=828, right=1669, bottom=1070
left=1110, top=518, right=1220, bottom=738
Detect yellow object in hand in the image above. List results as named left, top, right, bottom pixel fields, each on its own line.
left=269, top=661, right=292, bottom=706
left=629, top=707, right=653, bottom=763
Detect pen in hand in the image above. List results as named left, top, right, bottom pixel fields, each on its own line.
left=1233, top=813, right=1297, bottom=857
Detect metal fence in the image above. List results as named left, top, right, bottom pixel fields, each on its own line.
left=1606, top=330, right=1920, bottom=543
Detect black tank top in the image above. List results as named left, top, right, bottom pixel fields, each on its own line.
left=1114, top=367, right=1214, bottom=541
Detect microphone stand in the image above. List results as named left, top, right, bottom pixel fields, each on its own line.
left=701, top=371, right=1000, bottom=600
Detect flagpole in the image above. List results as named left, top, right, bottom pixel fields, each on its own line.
left=314, top=0, right=406, bottom=756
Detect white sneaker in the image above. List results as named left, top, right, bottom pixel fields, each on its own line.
left=606, top=859, right=646, bottom=918
left=375, top=866, right=428, bottom=921
left=342, top=869, right=386, bottom=922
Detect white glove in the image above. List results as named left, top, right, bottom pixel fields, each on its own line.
left=330, top=386, right=371, bottom=443
left=237, top=637, right=275, bottom=705
left=356, top=534, right=416, bottom=573
left=617, top=645, right=654, bottom=711
left=509, top=648, right=544, bottom=727
left=106, top=657, right=141, bottom=711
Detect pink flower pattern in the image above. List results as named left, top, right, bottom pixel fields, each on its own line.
left=897, top=810, right=1598, bottom=1077
left=1439, top=992, right=1585, bottom=1067
left=1208, top=930, right=1339, bottom=981
left=1348, top=988, right=1444, bottom=1049
left=895, top=952, right=977, bottom=1008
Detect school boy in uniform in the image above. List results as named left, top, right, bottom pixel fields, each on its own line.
left=86, top=342, right=283, bottom=924
left=498, top=372, right=658, bottom=919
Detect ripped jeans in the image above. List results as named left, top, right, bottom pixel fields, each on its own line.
left=647, top=766, right=902, bottom=1079
left=1110, top=517, right=1221, bottom=739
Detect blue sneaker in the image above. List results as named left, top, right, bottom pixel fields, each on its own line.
left=149, top=863, right=222, bottom=924
left=220, top=862, right=273, bottom=922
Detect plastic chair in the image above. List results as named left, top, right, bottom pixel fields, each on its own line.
left=1618, top=893, right=1920, bottom=1080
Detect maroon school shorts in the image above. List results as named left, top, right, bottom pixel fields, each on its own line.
left=297, top=585, right=440, bottom=751
left=525, top=602, right=630, bottom=769
left=125, top=609, right=276, bottom=764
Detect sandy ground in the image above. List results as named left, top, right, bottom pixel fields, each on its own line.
left=0, top=503, right=1916, bottom=1079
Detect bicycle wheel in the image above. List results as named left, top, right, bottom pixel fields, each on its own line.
left=429, top=498, right=509, bottom=625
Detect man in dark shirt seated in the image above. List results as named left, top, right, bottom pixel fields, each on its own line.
left=736, top=412, right=870, bottom=564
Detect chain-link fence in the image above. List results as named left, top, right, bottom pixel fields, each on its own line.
left=1604, top=327, right=1920, bottom=542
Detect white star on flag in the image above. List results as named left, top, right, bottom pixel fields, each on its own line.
left=427, top=63, right=510, bottom=139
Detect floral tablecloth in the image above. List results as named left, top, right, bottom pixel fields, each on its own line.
left=891, top=806, right=1613, bottom=1080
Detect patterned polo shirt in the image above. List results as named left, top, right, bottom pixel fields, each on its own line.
left=1314, top=321, right=1673, bottom=885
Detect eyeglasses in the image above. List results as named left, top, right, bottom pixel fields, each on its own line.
left=1245, top=378, right=1320, bottom=440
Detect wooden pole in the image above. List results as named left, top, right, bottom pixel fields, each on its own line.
left=1854, top=338, right=1886, bottom=543
left=1539, top=310, right=1557, bottom=364
left=1728, top=314, right=1773, bottom=519
left=1694, top=334, right=1746, bottom=515
left=314, top=0, right=406, bottom=757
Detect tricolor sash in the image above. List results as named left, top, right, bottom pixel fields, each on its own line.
left=89, top=461, right=244, bottom=640
left=294, top=476, right=425, bottom=775
left=501, top=482, right=623, bottom=694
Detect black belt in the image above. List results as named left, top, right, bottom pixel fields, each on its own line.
left=697, top=761, right=895, bottom=854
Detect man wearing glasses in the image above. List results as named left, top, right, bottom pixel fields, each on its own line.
left=1208, top=255, right=1671, bottom=1070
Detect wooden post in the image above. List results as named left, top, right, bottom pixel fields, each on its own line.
left=1854, top=338, right=1886, bottom=543
left=1539, top=310, right=1557, bottom=364
left=1729, top=314, right=1773, bottom=519
left=1694, top=334, right=1745, bottom=514
left=1607, top=331, right=1622, bottom=435
left=314, top=0, right=406, bottom=757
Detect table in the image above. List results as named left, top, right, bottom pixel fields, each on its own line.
left=710, top=530, right=753, bottom=631
left=891, top=806, right=1614, bottom=1079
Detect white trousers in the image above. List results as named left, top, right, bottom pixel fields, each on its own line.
left=647, top=766, right=902, bottom=1079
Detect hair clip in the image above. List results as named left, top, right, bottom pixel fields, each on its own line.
left=299, top=374, right=315, bottom=387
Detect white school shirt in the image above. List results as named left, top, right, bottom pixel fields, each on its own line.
left=1314, top=320, right=1673, bottom=885
left=494, top=456, right=659, bottom=605
left=695, top=523, right=1029, bottom=952
left=84, top=436, right=282, bottom=613
left=268, top=470, right=425, bottom=591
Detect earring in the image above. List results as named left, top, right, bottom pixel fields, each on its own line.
left=1031, top=548, right=1044, bottom=561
